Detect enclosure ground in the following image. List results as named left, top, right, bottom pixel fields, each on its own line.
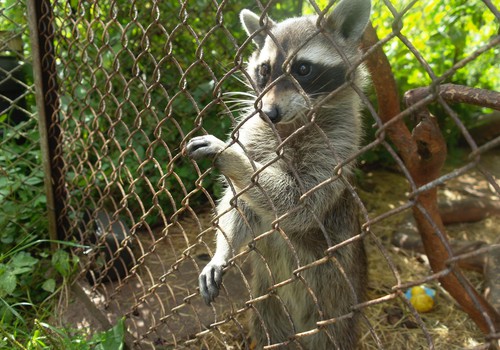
left=58, top=151, right=499, bottom=349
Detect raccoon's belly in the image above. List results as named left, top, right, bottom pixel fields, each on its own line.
left=253, top=233, right=321, bottom=330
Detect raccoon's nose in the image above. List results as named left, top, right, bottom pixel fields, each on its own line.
left=262, top=105, right=281, bottom=123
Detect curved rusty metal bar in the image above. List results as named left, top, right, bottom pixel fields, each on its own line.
left=361, top=22, right=500, bottom=337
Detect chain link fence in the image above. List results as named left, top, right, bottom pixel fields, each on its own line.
left=0, top=2, right=48, bottom=254
left=5, top=0, right=500, bottom=348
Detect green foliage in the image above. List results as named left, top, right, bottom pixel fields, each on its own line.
left=1, top=2, right=74, bottom=343
left=55, top=0, right=255, bottom=223
left=0, top=0, right=25, bottom=31
left=0, top=318, right=125, bottom=349
left=0, top=121, right=55, bottom=306
left=0, top=252, right=38, bottom=298
left=53, top=0, right=500, bottom=216
left=370, top=0, right=499, bottom=154
left=0, top=230, right=82, bottom=348
left=0, top=124, right=49, bottom=305
left=0, top=125, right=45, bottom=243
left=372, top=0, right=499, bottom=93
left=92, top=318, right=126, bottom=350
left=2, top=3, right=125, bottom=347
left=0, top=120, right=80, bottom=346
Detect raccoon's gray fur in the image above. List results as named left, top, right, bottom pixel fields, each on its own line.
left=186, top=0, right=371, bottom=348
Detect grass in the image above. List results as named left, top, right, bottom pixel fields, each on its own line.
left=0, top=238, right=126, bottom=350
left=0, top=119, right=126, bottom=349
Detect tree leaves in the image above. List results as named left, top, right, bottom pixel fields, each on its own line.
left=0, top=252, right=39, bottom=298
left=0, top=265, right=17, bottom=298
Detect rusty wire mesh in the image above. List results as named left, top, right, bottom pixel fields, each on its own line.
left=27, top=0, right=500, bottom=349
left=0, top=3, right=47, bottom=249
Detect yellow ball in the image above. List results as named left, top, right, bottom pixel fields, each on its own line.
left=410, top=293, right=434, bottom=312
left=410, top=286, right=426, bottom=296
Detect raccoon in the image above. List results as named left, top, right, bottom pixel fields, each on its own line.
left=186, top=0, right=371, bottom=348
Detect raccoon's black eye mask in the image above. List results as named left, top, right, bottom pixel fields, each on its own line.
left=255, top=60, right=347, bottom=96
left=291, top=62, right=347, bottom=96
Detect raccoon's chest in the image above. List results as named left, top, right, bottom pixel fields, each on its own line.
left=235, top=115, right=318, bottom=171
left=237, top=118, right=281, bottom=163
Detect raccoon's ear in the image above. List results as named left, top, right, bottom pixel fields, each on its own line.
left=240, top=9, right=275, bottom=49
left=327, top=0, right=371, bottom=42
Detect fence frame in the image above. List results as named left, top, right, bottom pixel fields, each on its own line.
left=27, top=0, right=67, bottom=243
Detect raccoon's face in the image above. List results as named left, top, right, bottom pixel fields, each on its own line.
left=240, top=0, right=371, bottom=124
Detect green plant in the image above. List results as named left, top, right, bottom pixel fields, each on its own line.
left=1, top=2, right=130, bottom=348
left=372, top=0, right=499, bottom=93
left=371, top=0, right=499, bottom=161
left=54, top=0, right=252, bottom=224
left=0, top=0, right=25, bottom=31
left=0, top=317, right=126, bottom=350
left=0, top=121, right=52, bottom=303
left=29, top=318, right=125, bottom=350
left=0, top=118, right=81, bottom=346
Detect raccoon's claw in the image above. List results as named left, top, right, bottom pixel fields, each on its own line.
left=199, top=261, right=225, bottom=305
left=186, top=135, right=225, bottom=161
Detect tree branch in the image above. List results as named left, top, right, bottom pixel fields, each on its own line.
left=361, top=22, right=500, bottom=335
left=404, top=83, right=500, bottom=111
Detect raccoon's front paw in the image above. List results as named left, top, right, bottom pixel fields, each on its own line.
left=199, top=260, right=225, bottom=305
left=186, top=135, right=225, bottom=161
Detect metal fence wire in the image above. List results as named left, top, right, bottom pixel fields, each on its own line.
left=0, top=4, right=47, bottom=255
left=16, top=0, right=500, bottom=349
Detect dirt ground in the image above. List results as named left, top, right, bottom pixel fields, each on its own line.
left=59, top=151, right=500, bottom=349
left=357, top=151, right=500, bottom=350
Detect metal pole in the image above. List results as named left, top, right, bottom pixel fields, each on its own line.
left=27, top=0, right=68, bottom=243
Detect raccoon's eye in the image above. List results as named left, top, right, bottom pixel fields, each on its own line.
left=295, top=62, right=311, bottom=76
left=259, top=63, right=270, bottom=77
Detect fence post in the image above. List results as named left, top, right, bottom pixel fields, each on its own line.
left=27, top=0, right=68, bottom=243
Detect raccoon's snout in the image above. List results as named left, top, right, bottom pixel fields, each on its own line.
left=261, top=105, right=281, bottom=124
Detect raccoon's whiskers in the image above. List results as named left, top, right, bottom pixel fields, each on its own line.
left=223, top=91, right=256, bottom=99
left=227, top=72, right=253, bottom=90
left=222, top=98, right=255, bottom=118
